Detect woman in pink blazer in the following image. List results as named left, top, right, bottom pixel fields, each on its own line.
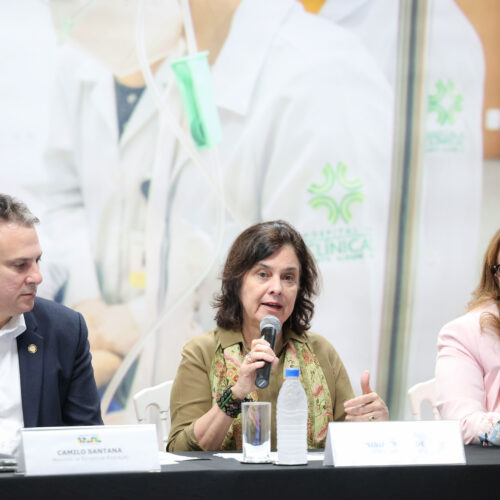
left=436, top=228, right=500, bottom=445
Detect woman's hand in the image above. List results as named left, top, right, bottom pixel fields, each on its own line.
left=231, top=337, right=279, bottom=400
left=344, top=370, right=389, bottom=422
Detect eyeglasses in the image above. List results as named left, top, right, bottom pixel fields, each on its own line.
left=492, top=264, right=500, bottom=276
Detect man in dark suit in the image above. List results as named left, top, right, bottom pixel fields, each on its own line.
left=0, top=193, right=102, bottom=457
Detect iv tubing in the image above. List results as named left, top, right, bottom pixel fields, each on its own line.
left=180, top=0, right=198, bottom=55
left=100, top=0, right=227, bottom=415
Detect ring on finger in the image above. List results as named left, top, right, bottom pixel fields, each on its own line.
left=368, top=414, right=375, bottom=422
left=245, top=353, right=252, bottom=363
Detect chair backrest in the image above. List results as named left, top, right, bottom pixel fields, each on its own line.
left=407, top=378, right=440, bottom=420
left=133, top=380, right=173, bottom=450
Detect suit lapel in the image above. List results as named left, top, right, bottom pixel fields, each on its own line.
left=17, top=312, right=43, bottom=428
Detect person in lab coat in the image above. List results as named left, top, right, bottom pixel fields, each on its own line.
left=320, top=0, right=485, bottom=398
left=43, top=0, right=187, bottom=408
left=42, top=0, right=393, bottom=419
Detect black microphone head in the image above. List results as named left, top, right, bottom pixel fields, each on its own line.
left=259, top=315, right=282, bottom=333
left=255, top=377, right=270, bottom=389
left=256, top=316, right=281, bottom=390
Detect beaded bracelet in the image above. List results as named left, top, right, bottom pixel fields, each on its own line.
left=216, top=386, right=251, bottom=418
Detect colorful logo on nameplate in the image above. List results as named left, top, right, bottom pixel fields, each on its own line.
left=77, top=435, right=102, bottom=444
left=308, top=162, right=364, bottom=224
left=425, top=79, right=464, bottom=153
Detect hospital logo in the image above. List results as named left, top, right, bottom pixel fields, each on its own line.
left=308, top=162, right=364, bottom=224
left=304, top=227, right=374, bottom=264
left=428, top=79, right=463, bottom=125
left=305, top=163, right=372, bottom=263
left=425, top=79, right=464, bottom=153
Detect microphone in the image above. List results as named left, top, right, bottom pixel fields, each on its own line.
left=255, top=315, right=282, bottom=389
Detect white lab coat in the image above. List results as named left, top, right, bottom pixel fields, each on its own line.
left=320, top=0, right=485, bottom=392
left=42, top=42, right=195, bottom=420
left=157, top=0, right=393, bottom=389
left=43, top=45, right=174, bottom=310
left=43, top=0, right=393, bottom=418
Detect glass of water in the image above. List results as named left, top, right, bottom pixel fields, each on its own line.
left=241, top=402, right=271, bottom=463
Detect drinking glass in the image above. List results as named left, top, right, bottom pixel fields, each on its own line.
left=241, top=402, right=271, bottom=463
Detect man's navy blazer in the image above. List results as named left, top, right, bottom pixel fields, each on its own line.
left=16, top=297, right=103, bottom=427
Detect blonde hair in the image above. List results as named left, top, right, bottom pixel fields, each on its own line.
left=468, top=228, right=500, bottom=334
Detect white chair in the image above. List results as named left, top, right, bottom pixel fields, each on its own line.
left=407, top=378, right=440, bottom=420
left=133, top=380, right=173, bottom=450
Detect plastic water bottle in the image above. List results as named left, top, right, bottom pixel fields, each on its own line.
left=277, top=367, right=308, bottom=465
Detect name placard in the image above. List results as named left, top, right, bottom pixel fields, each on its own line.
left=20, top=424, right=160, bottom=476
left=323, top=420, right=465, bottom=467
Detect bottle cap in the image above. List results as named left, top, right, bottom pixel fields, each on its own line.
left=285, top=368, right=299, bottom=378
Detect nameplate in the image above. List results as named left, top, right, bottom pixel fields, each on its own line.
left=323, top=420, right=465, bottom=467
left=20, top=424, right=160, bottom=476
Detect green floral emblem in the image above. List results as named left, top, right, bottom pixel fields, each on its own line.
left=308, top=162, right=364, bottom=224
left=428, top=80, right=463, bottom=125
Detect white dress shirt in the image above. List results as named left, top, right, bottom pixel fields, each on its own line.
left=0, top=314, right=26, bottom=457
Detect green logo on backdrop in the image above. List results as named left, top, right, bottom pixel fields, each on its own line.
left=428, top=79, right=463, bottom=125
left=426, top=79, right=464, bottom=152
left=308, top=162, right=364, bottom=224
left=305, top=163, right=372, bottom=263
left=304, top=227, right=373, bottom=263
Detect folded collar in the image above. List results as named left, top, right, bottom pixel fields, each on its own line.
left=0, top=314, right=26, bottom=340
left=212, top=0, right=293, bottom=116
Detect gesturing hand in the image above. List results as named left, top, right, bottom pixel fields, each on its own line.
left=343, top=370, right=389, bottom=422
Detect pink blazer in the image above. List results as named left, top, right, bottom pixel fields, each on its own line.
left=435, top=302, right=500, bottom=444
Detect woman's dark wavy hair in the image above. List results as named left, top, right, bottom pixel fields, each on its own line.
left=214, top=220, right=319, bottom=335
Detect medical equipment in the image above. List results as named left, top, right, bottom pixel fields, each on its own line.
left=171, top=53, right=222, bottom=149
left=100, top=0, right=227, bottom=415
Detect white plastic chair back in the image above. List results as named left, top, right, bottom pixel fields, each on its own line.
left=133, top=380, right=173, bottom=450
left=407, top=378, right=440, bottom=420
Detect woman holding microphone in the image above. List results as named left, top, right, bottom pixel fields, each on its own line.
left=167, top=220, right=388, bottom=451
